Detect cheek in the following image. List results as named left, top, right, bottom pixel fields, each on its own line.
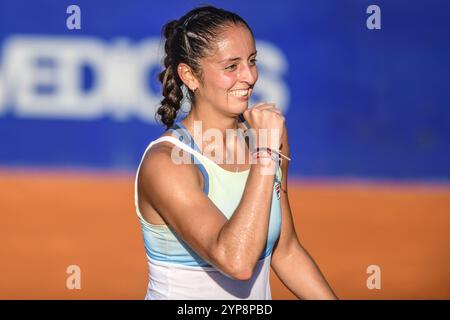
left=206, top=73, right=236, bottom=94
left=220, top=73, right=237, bottom=91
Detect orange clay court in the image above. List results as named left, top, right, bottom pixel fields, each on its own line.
left=1, top=168, right=449, bottom=299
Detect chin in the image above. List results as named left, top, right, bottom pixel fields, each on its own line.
left=234, top=101, right=250, bottom=112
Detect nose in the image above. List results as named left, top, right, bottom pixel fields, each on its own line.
left=238, top=61, right=258, bottom=86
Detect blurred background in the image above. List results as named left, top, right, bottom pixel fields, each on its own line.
left=0, top=0, right=449, bottom=299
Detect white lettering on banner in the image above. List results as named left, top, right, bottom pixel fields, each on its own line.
left=0, top=66, right=5, bottom=112
left=252, top=40, right=290, bottom=112
left=0, top=36, right=290, bottom=123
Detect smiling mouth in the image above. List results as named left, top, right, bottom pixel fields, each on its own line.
left=229, top=88, right=251, bottom=97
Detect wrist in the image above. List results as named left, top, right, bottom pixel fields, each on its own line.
left=251, top=148, right=281, bottom=168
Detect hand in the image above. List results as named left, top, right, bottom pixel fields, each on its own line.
left=241, top=102, right=285, bottom=150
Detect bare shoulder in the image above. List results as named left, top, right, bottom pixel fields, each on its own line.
left=138, top=130, right=203, bottom=206
left=147, top=129, right=183, bottom=157
left=144, top=130, right=179, bottom=164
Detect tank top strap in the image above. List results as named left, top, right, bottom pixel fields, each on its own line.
left=167, top=121, right=202, bottom=152
left=148, top=136, right=204, bottom=160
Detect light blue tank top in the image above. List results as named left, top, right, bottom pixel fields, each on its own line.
left=134, top=121, right=283, bottom=268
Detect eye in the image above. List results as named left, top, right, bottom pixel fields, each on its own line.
left=225, top=59, right=257, bottom=71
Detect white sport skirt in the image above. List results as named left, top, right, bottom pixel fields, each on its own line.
left=145, top=254, right=273, bottom=300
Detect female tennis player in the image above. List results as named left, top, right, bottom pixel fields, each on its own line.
left=134, top=5, right=337, bottom=300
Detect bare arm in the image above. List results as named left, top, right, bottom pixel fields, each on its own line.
left=271, top=125, right=338, bottom=299
left=139, top=105, right=284, bottom=280
left=139, top=142, right=277, bottom=280
left=216, top=155, right=278, bottom=279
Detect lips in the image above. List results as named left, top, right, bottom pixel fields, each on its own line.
left=229, top=88, right=252, bottom=97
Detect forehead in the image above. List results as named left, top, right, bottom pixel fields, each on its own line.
left=205, top=24, right=256, bottom=63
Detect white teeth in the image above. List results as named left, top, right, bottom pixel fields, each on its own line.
left=229, top=89, right=249, bottom=97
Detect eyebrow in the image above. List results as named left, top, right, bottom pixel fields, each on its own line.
left=218, top=51, right=257, bottom=64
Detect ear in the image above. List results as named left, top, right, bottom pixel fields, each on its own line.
left=177, top=63, right=200, bottom=91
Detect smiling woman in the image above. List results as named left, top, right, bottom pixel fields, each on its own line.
left=134, top=4, right=337, bottom=300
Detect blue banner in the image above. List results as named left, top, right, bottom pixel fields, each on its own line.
left=0, top=0, right=449, bottom=181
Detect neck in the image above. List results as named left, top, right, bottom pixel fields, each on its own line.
left=181, top=102, right=247, bottom=156
left=184, top=105, right=239, bottom=134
